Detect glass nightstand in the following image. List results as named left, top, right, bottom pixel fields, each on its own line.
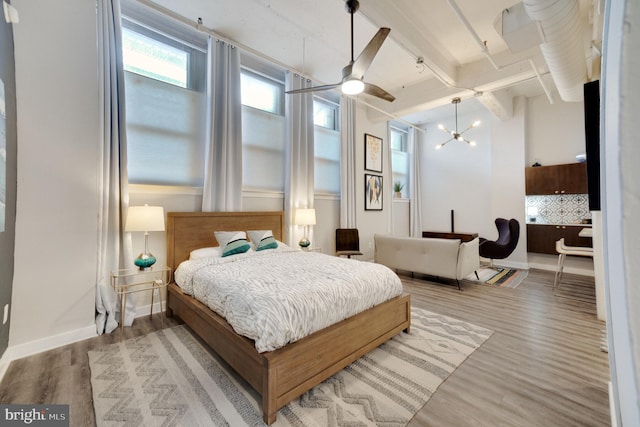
left=302, top=247, right=322, bottom=253
left=110, top=266, right=171, bottom=334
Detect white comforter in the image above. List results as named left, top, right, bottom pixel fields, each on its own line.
left=174, top=247, right=403, bottom=353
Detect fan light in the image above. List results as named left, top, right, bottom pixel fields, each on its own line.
left=435, top=97, right=480, bottom=150
left=341, top=79, right=365, bottom=95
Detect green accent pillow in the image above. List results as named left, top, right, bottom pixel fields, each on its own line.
left=256, top=236, right=278, bottom=251
left=214, top=231, right=251, bottom=257
left=222, top=238, right=251, bottom=257
left=247, top=230, right=279, bottom=251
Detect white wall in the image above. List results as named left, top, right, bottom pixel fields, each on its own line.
left=355, top=105, right=390, bottom=260
left=10, top=0, right=99, bottom=346
left=420, top=108, right=493, bottom=238
left=391, top=200, right=410, bottom=237
left=527, top=94, right=587, bottom=166
left=489, top=96, right=528, bottom=268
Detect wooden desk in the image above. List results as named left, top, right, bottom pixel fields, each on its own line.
left=422, top=231, right=479, bottom=242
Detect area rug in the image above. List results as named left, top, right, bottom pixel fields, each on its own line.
left=467, top=266, right=528, bottom=288
left=88, top=308, right=492, bottom=426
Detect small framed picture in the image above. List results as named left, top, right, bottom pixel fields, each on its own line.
left=364, top=133, right=383, bottom=172
left=365, top=174, right=383, bottom=211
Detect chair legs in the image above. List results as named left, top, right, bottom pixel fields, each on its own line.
left=554, top=253, right=566, bottom=289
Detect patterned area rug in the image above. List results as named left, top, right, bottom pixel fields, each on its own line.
left=467, top=266, right=529, bottom=288
left=88, top=308, right=492, bottom=426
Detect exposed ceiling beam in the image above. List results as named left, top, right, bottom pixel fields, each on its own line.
left=357, top=0, right=458, bottom=86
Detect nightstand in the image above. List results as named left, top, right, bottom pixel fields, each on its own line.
left=110, top=266, right=171, bottom=335
left=302, top=247, right=322, bottom=253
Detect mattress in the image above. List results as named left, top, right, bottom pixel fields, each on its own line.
left=174, top=247, right=403, bottom=352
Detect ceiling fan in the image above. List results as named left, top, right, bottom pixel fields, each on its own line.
left=285, top=0, right=395, bottom=102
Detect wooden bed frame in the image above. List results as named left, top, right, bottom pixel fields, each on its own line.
left=165, top=211, right=411, bottom=424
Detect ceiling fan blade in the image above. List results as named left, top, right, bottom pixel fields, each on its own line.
left=285, top=83, right=340, bottom=95
left=362, top=82, right=395, bottom=102
left=350, top=27, right=390, bottom=79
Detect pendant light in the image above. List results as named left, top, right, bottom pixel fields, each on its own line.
left=435, top=97, right=480, bottom=150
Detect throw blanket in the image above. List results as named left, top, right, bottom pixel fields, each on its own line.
left=175, top=249, right=403, bottom=352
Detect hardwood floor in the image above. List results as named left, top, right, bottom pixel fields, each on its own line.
left=405, top=269, right=610, bottom=427
left=0, top=268, right=610, bottom=426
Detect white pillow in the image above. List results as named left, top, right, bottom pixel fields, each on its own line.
left=214, top=231, right=251, bottom=257
left=189, top=247, right=221, bottom=260
left=247, top=230, right=279, bottom=251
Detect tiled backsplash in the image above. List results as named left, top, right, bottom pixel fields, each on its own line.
left=525, top=194, right=592, bottom=225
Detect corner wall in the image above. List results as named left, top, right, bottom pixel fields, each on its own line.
left=419, top=103, right=528, bottom=268
left=10, top=0, right=99, bottom=347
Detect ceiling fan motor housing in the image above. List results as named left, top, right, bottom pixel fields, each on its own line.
left=345, top=0, right=360, bottom=14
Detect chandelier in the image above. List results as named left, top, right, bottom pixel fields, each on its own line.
left=435, top=97, right=480, bottom=150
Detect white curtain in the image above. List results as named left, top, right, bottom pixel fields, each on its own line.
left=409, top=127, right=423, bottom=237
left=340, top=95, right=357, bottom=228
left=284, top=73, right=315, bottom=246
left=385, top=122, right=394, bottom=233
left=96, top=0, right=134, bottom=335
left=202, top=39, right=243, bottom=212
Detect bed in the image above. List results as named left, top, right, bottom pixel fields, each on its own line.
left=165, top=211, right=411, bottom=424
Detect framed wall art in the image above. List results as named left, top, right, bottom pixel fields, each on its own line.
left=365, top=174, right=383, bottom=211
left=364, top=133, right=382, bottom=172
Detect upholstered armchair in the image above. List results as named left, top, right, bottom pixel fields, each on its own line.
left=479, top=218, right=520, bottom=266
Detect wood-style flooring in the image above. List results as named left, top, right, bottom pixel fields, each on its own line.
left=0, top=268, right=610, bottom=426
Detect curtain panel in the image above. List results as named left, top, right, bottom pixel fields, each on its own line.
left=202, top=39, right=243, bottom=212
left=96, top=0, right=134, bottom=335
left=409, top=127, right=423, bottom=237
left=340, top=95, right=357, bottom=228
left=284, top=73, right=315, bottom=246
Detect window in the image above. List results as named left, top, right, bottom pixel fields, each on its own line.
left=241, top=68, right=286, bottom=191
left=122, top=18, right=207, bottom=187
left=122, top=28, right=188, bottom=88
left=390, top=125, right=409, bottom=197
left=241, top=71, right=283, bottom=115
left=314, top=97, right=340, bottom=194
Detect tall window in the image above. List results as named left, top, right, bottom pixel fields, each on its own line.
left=390, top=125, right=409, bottom=197
left=122, top=19, right=207, bottom=187
left=241, top=68, right=286, bottom=191
left=314, top=96, right=340, bottom=195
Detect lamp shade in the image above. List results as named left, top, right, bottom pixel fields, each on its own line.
left=125, top=205, right=165, bottom=232
left=294, top=208, right=316, bottom=226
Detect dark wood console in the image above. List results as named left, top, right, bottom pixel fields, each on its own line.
left=422, top=231, right=478, bottom=243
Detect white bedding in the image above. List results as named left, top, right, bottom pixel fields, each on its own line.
left=174, top=247, right=403, bottom=352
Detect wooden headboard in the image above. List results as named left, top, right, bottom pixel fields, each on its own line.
left=166, top=211, right=285, bottom=272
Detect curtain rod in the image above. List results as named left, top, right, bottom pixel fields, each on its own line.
left=355, top=98, right=425, bottom=133
left=134, top=0, right=315, bottom=83
left=134, top=0, right=422, bottom=132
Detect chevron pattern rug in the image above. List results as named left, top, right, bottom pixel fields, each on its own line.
left=88, top=308, right=492, bottom=426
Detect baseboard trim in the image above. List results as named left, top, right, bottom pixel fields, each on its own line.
left=527, top=261, right=595, bottom=277
left=0, top=301, right=168, bottom=384
left=134, top=301, right=166, bottom=319
left=485, top=260, right=530, bottom=270
left=0, top=324, right=98, bottom=384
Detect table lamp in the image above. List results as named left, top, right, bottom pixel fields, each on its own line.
left=125, top=205, right=165, bottom=270
left=294, top=208, right=316, bottom=249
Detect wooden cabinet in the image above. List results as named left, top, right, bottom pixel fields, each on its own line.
left=527, top=224, right=592, bottom=255
left=525, top=163, right=587, bottom=195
